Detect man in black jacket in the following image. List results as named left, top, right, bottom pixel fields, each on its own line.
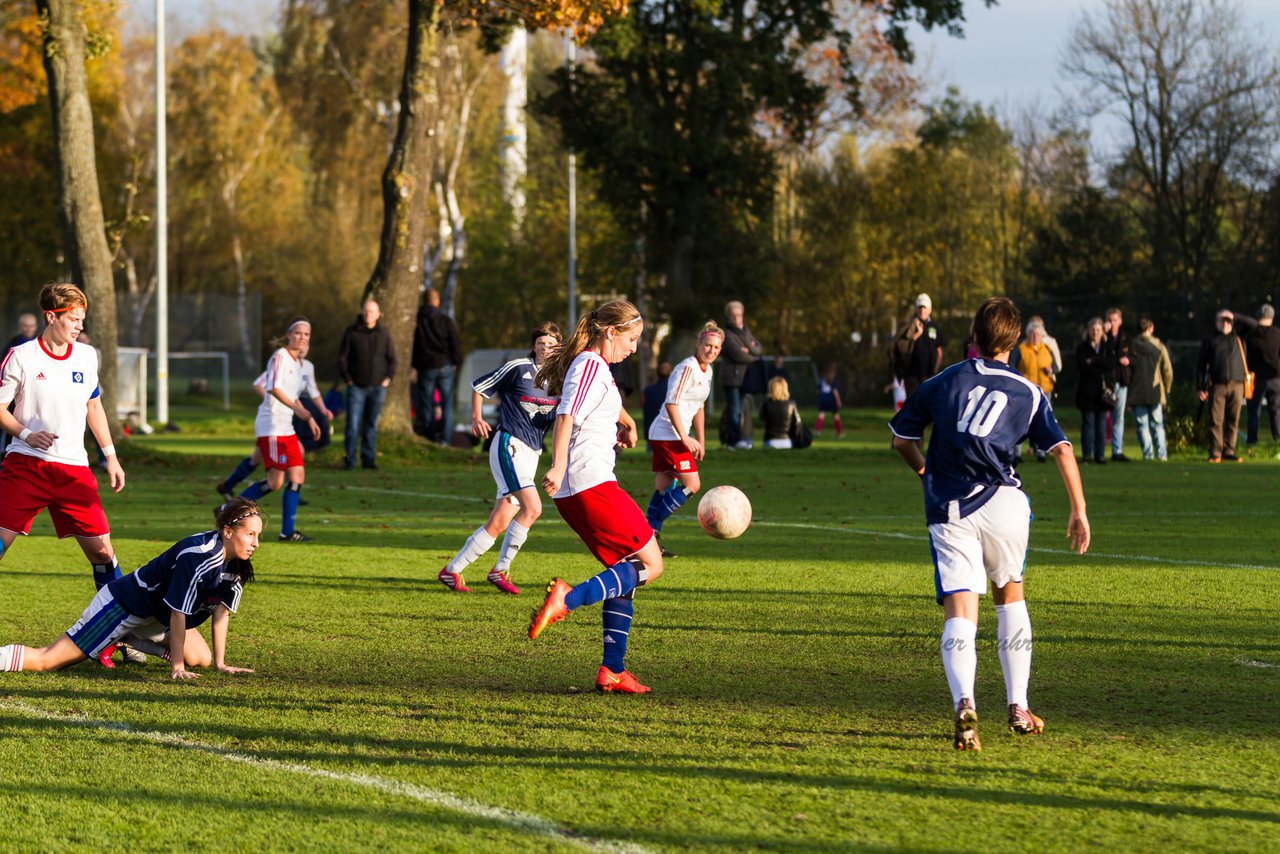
left=719, top=300, right=763, bottom=448
left=337, top=300, right=397, bottom=469
left=1197, top=308, right=1257, bottom=462
left=412, top=288, right=462, bottom=443
left=1105, top=308, right=1133, bottom=462
left=1245, top=304, right=1280, bottom=449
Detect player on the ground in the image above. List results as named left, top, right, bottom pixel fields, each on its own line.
left=0, top=498, right=260, bottom=679
left=528, top=299, right=664, bottom=694
left=216, top=341, right=332, bottom=502
left=438, top=322, right=562, bottom=594
left=216, top=317, right=321, bottom=542
left=0, top=283, right=128, bottom=666
left=888, top=297, right=1090, bottom=751
left=645, top=321, right=723, bottom=556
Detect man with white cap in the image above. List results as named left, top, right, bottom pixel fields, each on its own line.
left=1244, top=303, right=1280, bottom=450
left=892, top=293, right=947, bottom=397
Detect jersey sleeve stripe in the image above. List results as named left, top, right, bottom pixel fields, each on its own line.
left=666, top=365, right=693, bottom=406
left=569, top=359, right=599, bottom=416
left=473, top=359, right=522, bottom=397
left=888, top=424, right=924, bottom=441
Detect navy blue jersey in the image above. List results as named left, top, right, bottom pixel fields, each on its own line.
left=472, top=357, right=558, bottom=451
left=108, top=531, right=246, bottom=629
left=889, top=359, right=1069, bottom=524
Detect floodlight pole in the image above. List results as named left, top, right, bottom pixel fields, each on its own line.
left=155, top=0, right=170, bottom=427
left=566, top=32, right=577, bottom=330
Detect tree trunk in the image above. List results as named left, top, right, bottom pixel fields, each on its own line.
left=497, top=26, right=528, bottom=232
left=37, top=0, right=121, bottom=440
left=364, top=0, right=438, bottom=435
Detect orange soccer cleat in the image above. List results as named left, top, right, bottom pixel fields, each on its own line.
left=595, top=666, right=651, bottom=694
left=528, top=579, right=572, bottom=639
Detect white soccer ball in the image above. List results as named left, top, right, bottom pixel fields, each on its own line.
left=697, top=485, right=752, bottom=540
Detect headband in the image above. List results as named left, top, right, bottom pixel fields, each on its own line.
left=590, top=310, right=641, bottom=330
left=699, top=327, right=724, bottom=341
left=287, top=320, right=311, bottom=333
left=224, top=508, right=261, bottom=527
left=44, top=305, right=84, bottom=314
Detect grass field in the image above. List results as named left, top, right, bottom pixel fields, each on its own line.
left=0, top=408, right=1277, bottom=851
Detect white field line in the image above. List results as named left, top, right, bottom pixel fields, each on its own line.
left=330, top=484, right=1278, bottom=570
left=750, top=521, right=1279, bottom=571
left=1237, top=659, right=1280, bottom=669
left=342, top=486, right=491, bottom=504
left=0, top=699, right=651, bottom=854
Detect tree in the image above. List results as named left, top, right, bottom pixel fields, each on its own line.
left=536, top=0, right=992, bottom=327
left=35, top=0, right=122, bottom=437
left=1064, top=0, right=1280, bottom=333
left=363, top=0, right=629, bottom=435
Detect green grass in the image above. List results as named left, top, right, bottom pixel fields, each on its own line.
left=1, top=409, right=1277, bottom=851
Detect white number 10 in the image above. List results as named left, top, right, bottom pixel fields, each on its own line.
left=956, top=386, right=1008, bottom=437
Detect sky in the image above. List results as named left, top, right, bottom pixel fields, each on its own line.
left=910, top=0, right=1280, bottom=149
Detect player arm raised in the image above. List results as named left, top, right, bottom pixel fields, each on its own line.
left=1050, top=444, right=1090, bottom=554
left=210, top=603, right=253, bottom=675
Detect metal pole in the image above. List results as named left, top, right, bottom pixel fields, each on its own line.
left=155, top=0, right=169, bottom=426
left=566, top=33, right=577, bottom=330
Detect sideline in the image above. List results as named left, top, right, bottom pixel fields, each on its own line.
left=0, top=699, right=651, bottom=854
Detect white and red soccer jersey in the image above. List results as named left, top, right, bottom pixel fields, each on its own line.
left=555, top=350, right=623, bottom=498
left=648, top=355, right=712, bottom=441
left=253, top=348, right=305, bottom=438
left=0, top=339, right=101, bottom=466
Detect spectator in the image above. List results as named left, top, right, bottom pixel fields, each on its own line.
left=2, top=313, right=39, bottom=458
left=642, top=361, right=673, bottom=453
left=766, top=353, right=789, bottom=382
left=1197, top=308, right=1257, bottom=462
left=891, top=293, right=945, bottom=397
left=1245, top=304, right=1280, bottom=450
left=411, top=288, right=462, bottom=444
left=1129, top=318, right=1173, bottom=461
left=1027, top=315, right=1062, bottom=378
left=719, top=300, right=763, bottom=449
left=1016, top=322, right=1056, bottom=462
left=338, top=299, right=397, bottom=470
left=760, top=376, right=801, bottom=449
left=1105, top=307, right=1133, bottom=462
left=1076, top=317, right=1114, bottom=464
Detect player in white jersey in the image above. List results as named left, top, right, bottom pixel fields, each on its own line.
left=215, top=317, right=321, bottom=542
left=216, top=341, right=332, bottom=502
left=528, top=299, right=666, bottom=694
left=0, top=283, right=127, bottom=666
left=645, top=321, right=723, bottom=556
left=439, top=322, right=562, bottom=595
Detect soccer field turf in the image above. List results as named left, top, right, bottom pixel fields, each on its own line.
left=0, top=410, right=1276, bottom=851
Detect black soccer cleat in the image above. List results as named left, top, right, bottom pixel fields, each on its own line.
left=278, top=531, right=314, bottom=543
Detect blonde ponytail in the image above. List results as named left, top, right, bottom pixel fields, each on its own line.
left=536, top=299, right=641, bottom=396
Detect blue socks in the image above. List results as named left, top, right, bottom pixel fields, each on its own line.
left=239, top=480, right=273, bottom=502
left=565, top=560, right=643, bottom=610
left=645, top=483, right=690, bottom=531
left=282, top=481, right=302, bottom=536
left=92, top=555, right=121, bottom=590
left=225, top=456, right=258, bottom=492
left=602, top=596, right=634, bottom=672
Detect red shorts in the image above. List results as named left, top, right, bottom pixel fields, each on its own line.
left=0, top=453, right=110, bottom=538
left=650, top=439, right=697, bottom=474
left=257, top=435, right=304, bottom=471
left=555, top=481, right=655, bottom=567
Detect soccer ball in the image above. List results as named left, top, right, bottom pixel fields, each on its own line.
left=697, top=485, right=752, bottom=540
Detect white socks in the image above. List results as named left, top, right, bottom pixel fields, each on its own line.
left=940, top=618, right=977, bottom=708
left=447, top=527, right=496, bottom=573
left=494, top=521, right=529, bottom=572
left=996, top=600, right=1033, bottom=707
left=0, top=644, right=24, bottom=672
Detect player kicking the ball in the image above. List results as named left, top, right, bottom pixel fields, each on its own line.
left=889, top=297, right=1090, bottom=751
left=438, top=322, right=561, bottom=594
left=645, top=321, right=723, bottom=556
left=0, top=283, right=129, bottom=667
left=529, top=299, right=663, bottom=694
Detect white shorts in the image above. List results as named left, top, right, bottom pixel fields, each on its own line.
left=926, top=485, right=1031, bottom=604
left=489, top=430, right=540, bottom=502
left=65, top=586, right=165, bottom=658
